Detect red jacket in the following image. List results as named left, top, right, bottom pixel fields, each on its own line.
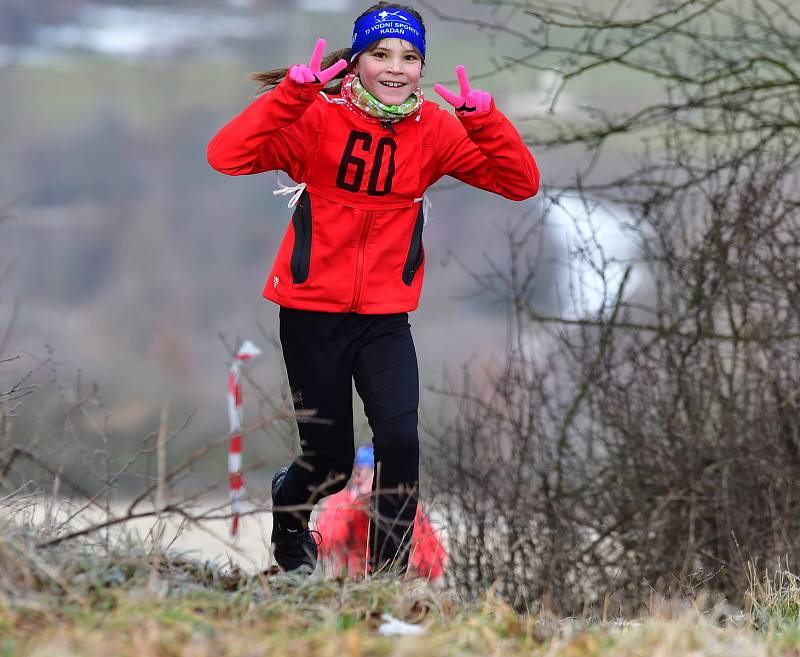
left=314, top=487, right=447, bottom=579
left=207, top=76, right=539, bottom=313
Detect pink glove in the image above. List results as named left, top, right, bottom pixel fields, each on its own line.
left=288, top=38, right=347, bottom=85
left=434, top=65, right=493, bottom=116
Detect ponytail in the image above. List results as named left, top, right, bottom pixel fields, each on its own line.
left=248, top=47, right=355, bottom=96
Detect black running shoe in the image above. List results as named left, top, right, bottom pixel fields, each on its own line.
left=270, top=466, right=320, bottom=573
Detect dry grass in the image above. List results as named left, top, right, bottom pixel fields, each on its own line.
left=3, top=511, right=800, bottom=657
left=747, top=560, right=800, bottom=633
left=5, top=586, right=800, bottom=657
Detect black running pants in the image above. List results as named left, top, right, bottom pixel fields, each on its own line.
left=274, top=307, right=420, bottom=574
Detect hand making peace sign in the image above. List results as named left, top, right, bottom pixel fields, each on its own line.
left=434, top=65, right=493, bottom=116
left=288, top=38, right=348, bottom=85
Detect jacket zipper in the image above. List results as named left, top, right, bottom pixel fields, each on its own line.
left=349, top=210, right=374, bottom=312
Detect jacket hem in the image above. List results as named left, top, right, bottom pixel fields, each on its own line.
left=262, top=289, right=418, bottom=314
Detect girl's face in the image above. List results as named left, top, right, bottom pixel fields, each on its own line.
left=353, top=38, right=423, bottom=106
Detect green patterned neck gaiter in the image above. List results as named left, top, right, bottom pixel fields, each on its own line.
left=343, top=73, right=423, bottom=122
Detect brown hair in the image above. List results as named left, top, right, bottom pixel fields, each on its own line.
left=247, top=2, right=425, bottom=95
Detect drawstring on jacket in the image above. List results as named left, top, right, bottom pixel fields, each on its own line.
left=273, top=173, right=307, bottom=208
left=414, top=194, right=432, bottom=226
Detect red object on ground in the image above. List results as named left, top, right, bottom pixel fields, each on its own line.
left=314, top=488, right=446, bottom=579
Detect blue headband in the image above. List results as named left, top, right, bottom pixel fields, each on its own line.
left=354, top=444, right=374, bottom=468
left=351, top=8, right=426, bottom=62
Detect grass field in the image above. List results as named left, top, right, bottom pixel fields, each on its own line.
left=4, top=514, right=800, bottom=657
left=4, top=572, right=800, bottom=657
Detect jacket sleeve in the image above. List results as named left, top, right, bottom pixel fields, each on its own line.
left=206, top=75, right=325, bottom=178
left=433, top=100, right=540, bottom=201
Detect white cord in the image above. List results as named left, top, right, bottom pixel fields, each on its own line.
left=414, top=194, right=432, bottom=226
left=273, top=173, right=307, bottom=209
left=319, top=91, right=347, bottom=105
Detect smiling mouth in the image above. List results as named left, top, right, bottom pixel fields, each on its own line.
left=380, top=81, right=406, bottom=88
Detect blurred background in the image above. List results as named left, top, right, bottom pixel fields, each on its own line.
left=0, top=0, right=621, bottom=467
left=6, top=0, right=799, bottom=611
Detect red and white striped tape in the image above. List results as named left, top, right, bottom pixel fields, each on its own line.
left=228, top=339, right=261, bottom=536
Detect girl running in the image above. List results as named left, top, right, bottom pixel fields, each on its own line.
left=207, top=2, right=539, bottom=575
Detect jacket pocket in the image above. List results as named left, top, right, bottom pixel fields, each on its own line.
left=290, top=190, right=312, bottom=284
left=401, top=204, right=425, bottom=286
